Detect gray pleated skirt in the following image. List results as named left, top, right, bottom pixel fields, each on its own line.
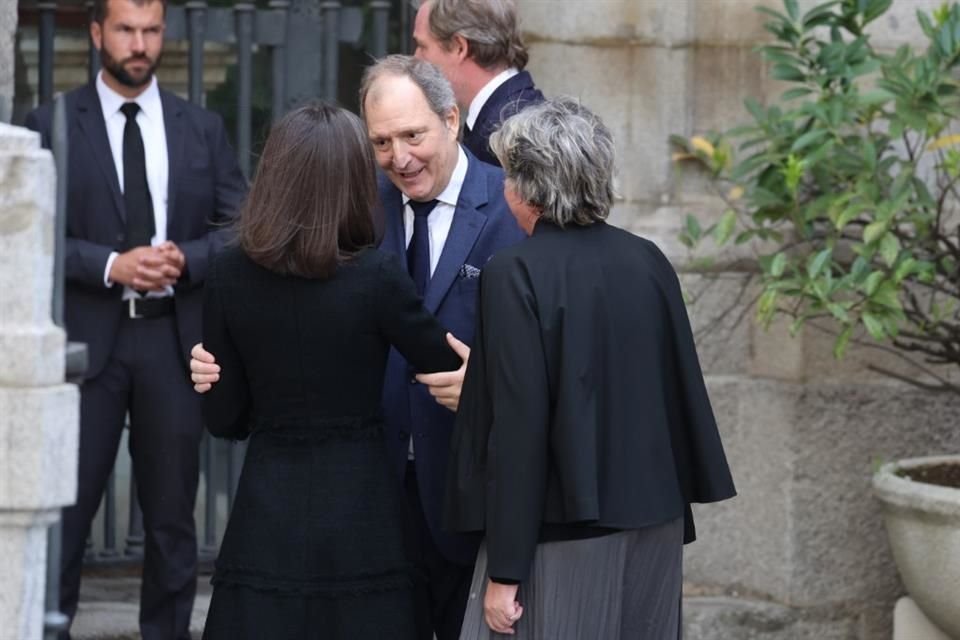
left=458, top=518, right=684, bottom=640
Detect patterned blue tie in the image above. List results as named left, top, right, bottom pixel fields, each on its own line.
left=407, top=199, right=438, bottom=296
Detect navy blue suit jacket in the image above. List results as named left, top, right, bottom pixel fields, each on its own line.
left=462, top=70, right=545, bottom=167
left=379, top=149, right=525, bottom=565
left=25, top=84, right=246, bottom=380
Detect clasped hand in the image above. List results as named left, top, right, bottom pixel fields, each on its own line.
left=110, top=241, right=185, bottom=291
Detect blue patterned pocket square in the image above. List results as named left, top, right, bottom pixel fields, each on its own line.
left=459, top=263, right=482, bottom=279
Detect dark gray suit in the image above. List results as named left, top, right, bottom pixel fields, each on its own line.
left=26, top=83, right=246, bottom=640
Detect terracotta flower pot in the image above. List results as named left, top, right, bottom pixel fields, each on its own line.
left=873, top=455, right=960, bottom=638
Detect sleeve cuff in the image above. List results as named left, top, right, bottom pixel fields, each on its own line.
left=104, top=251, right=119, bottom=287
left=489, top=576, right=521, bottom=585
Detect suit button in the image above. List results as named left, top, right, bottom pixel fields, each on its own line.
left=398, top=431, right=408, bottom=441
left=116, top=233, right=125, bottom=242
left=409, top=377, right=417, bottom=385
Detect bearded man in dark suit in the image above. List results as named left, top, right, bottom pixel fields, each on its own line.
left=25, top=1, right=246, bottom=637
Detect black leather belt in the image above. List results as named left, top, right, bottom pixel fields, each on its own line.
left=127, top=296, right=174, bottom=319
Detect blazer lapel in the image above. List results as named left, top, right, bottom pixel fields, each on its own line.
left=161, top=90, right=185, bottom=231
left=75, top=85, right=125, bottom=221
left=423, top=153, right=489, bottom=313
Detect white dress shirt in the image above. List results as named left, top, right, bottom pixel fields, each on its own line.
left=401, top=145, right=468, bottom=276
left=401, top=146, right=468, bottom=459
left=97, top=72, right=171, bottom=298
left=466, top=68, right=519, bottom=131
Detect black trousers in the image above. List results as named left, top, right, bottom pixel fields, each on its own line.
left=60, top=313, right=203, bottom=640
left=403, top=462, right=473, bottom=640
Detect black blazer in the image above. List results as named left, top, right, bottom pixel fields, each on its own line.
left=444, top=221, right=737, bottom=582
left=25, top=84, right=246, bottom=378
left=461, top=70, right=544, bottom=167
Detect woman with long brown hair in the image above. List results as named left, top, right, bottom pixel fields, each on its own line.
left=200, top=103, right=460, bottom=639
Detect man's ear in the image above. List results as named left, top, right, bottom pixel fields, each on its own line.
left=451, top=34, right=470, bottom=63
left=90, top=20, right=103, bottom=51
left=445, top=104, right=461, bottom=136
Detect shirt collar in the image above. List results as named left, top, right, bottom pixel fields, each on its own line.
left=466, top=68, right=519, bottom=130
left=96, top=71, right=163, bottom=125
left=402, top=145, right=468, bottom=208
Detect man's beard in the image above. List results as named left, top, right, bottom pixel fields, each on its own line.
left=100, top=46, right=161, bottom=89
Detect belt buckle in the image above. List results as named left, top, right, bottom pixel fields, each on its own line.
left=128, top=298, right=142, bottom=319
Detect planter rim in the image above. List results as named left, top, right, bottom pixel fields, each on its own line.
left=873, top=455, right=960, bottom=520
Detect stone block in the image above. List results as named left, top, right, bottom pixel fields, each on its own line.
left=893, top=597, right=952, bottom=640
left=863, top=1, right=946, bottom=51
left=519, top=0, right=693, bottom=48
left=687, top=378, right=799, bottom=603
left=680, top=273, right=754, bottom=377
left=0, top=511, right=57, bottom=640
left=683, top=596, right=860, bottom=640
left=0, top=126, right=64, bottom=387
left=627, top=45, right=692, bottom=203
left=0, top=385, right=79, bottom=510
left=688, top=377, right=960, bottom=614
left=688, top=43, right=768, bottom=137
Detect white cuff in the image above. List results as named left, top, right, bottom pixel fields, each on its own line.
left=104, top=252, right=119, bottom=287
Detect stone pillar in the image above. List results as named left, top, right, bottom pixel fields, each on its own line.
left=0, top=124, right=79, bottom=639
left=518, top=1, right=960, bottom=638
left=0, top=0, right=15, bottom=122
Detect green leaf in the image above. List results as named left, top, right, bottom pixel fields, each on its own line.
left=862, top=0, right=892, bottom=25
left=862, top=312, right=886, bottom=340
left=803, top=1, right=841, bottom=27
left=790, top=129, right=830, bottom=153
left=770, top=252, right=788, bottom=277
left=785, top=0, right=800, bottom=21
left=744, top=97, right=765, bottom=123
left=893, top=257, right=916, bottom=282
left=828, top=303, right=851, bottom=323
left=871, top=281, right=902, bottom=310
left=685, top=214, right=702, bottom=241
left=789, top=316, right=805, bottom=337
left=782, top=87, right=814, bottom=101
left=879, top=232, right=900, bottom=267
left=756, top=289, right=779, bottom=327
left=833, top=325, right=853, bottom=358
left=772, top=63, right=807, bottom=82
left=807, top=248, right=832, bottom=279
left=863, top=270, right=885, bottom=296
left=863, top=220, right=887, bottom=245
left=713, top=209, right=738, bottom=245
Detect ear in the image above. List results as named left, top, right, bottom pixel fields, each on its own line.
left=444, top=104, right=461, bottom=137
left=451, top=34, right=470, bottom=63
left=90, top=20, right=103, bottom=51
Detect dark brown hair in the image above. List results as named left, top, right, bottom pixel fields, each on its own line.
left=236, top=102, right=378, bottom=279
left=93, top=0, right=168, bottom=24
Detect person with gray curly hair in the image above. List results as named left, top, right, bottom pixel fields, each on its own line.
left=444, top=99, right=737, bottom=639
left=412, top=0, right=544, bottom=167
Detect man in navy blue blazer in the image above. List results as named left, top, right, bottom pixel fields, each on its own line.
left=362, top=55, right=524, bottom=640
left=412, top=0, right=545, bottom=167
left=191, top=56, right=523, bottom=640
left=26, top=1, right=245, bottom=638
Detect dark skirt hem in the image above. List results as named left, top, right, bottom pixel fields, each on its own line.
left=211, top=566, right=413, bottom=598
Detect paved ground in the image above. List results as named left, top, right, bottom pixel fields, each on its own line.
left=70, top=572, right=212, bottom=640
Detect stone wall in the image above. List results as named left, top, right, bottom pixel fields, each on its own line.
left=518, top=1, right=960, bottom=638
left=0, top=0, right=13, bottom=122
